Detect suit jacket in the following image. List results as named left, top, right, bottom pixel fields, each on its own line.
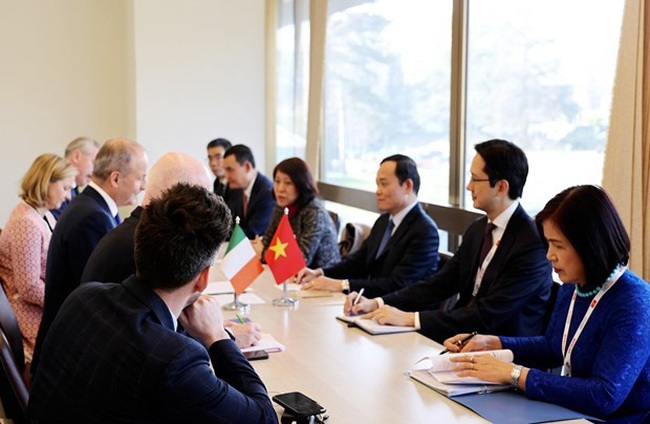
left=213, top=178, right=228, bottom=198
left=226, top=172, right=274, bottom=239
left=382, top=204, right=552, bottom=343
left=81, top=206, right=142, bottom=284
left=324, top=203, right=440, bottom=298
left=28, top=277, right=277, bottom=423
left=32, top=186, right=118, bottom=373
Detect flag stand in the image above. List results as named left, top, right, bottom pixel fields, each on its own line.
left=222, top=292, right=250, bottom=311
left=272, top=280, right=298, bottom=307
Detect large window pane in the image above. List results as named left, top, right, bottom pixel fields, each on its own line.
left=465, top=0, right=623, bottom=214
left=276, top=0, right=309, bottom=160
left=322, top=0, right=453, bottom=205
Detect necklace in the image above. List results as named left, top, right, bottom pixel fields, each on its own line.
left=575, top=285, right=601, bottom=298
left=574, top=264, right=622, bottom=298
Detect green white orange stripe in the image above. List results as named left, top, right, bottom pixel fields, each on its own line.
left=221, top=223, right=263, bottom=295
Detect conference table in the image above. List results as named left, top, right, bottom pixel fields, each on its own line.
left=212, top=265, right=588, bottom=423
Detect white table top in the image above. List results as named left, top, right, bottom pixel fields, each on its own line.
left=214, top=265, right=588, bottom=423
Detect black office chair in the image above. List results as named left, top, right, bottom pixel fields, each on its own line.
left=436, top=252, right=459, bottom=311
left=0, top=327, right=29, bottom=423
left=0, top=281, right=24, bottom=371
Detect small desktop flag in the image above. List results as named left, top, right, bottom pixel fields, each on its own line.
left=264, top=210, right=306, bottom=284
left=221, top=219, right=263, bottom=295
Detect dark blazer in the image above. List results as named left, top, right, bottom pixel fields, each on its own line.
left=213, top=178, right=228, bottom=198
left=81, top=206, right=143, bottom=284
left=324, top=203, right=440, bottom=298
left=32, top=186, right=118, bottom=373
left=382, top=204, right=552, bottom=343
left=226, top=172, right=274, bottom=239
left=28, top=277, right=277, bottom=423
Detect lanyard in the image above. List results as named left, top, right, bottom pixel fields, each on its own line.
left=472, top=240, right=500, bottom=296
left=560, top=266, right=626, bottom=376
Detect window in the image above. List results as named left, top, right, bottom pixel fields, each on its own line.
left=322, top=0, right=453, bottom=205
left=464, top=0, right=623, bottom=213
left=274, top=0, right=624, bottom=223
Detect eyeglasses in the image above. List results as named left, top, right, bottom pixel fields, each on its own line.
left=468, top=174, right=490, bottom=183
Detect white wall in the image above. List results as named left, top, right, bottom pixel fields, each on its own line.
left=0, top=0, right=130, bottom=223
left=132, top=0, right=266, bottom=172
left=0, top=0, right=266, bottom=224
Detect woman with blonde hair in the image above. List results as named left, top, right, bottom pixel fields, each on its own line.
left=0, top=154, right=77, bottom=364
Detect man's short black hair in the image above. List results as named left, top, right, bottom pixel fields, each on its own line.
left=380, top=154, right=421, bottom=194
left=135, top=183, right=232, bottom=290
left=207, top=138, right=232, bottom=150
left=224, top=144, right=256, bottom=169
left=474, top=139, right=528, bottom=200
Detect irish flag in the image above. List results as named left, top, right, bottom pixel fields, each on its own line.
left=221, top=222, right=263, bottom=295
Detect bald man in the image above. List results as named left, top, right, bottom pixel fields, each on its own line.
left=81, top=153, right=262, bottom=349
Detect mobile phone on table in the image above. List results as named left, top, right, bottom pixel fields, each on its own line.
left=272, top=392, right=326, bottom=417
left=243, top=350, right=269, bottom=361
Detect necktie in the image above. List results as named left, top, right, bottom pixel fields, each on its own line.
left=114, top=213, right=122, bottom=225
left=242, top=194, right=249, bottom=216
left=375, top=219, right=394, bottom=259
left=478, top=223, right=497, bottom=265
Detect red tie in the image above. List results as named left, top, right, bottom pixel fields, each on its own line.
left=478, top=223, right=497, bottom=265
left=242, top=194, right=249, bottom=216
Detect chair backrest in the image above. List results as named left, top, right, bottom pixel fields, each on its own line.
left=0, top=282, right=24, bottom=370
left=0, top=327, right=29, bottom=423
left=338, top=222, right=371, bottom=257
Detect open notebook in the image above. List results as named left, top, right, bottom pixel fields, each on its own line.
left=336, top=314, right=417, bottom=335
left=409, top=349, right=513, bottom=397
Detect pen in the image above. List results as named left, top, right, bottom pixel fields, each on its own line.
left=439, top=331, right=477, bottom=355
left=353, top=288, right=365, bottom=306
left=236, top=314, right=245, bottom=324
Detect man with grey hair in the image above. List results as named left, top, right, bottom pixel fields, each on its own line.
left=81, top=152, right=262, bottom=348
left=32, top=137, right=148, bottom=374
left=50, top=136, right=101, bottom=219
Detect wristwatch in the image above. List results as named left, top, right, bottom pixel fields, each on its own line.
left=510, top=365, right=523, bottom=389
left=341, top=279, right=350, bottom=294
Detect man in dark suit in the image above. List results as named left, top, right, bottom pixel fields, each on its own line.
left=347, top=140, right=552, bottom=343
left=81, top=152, right=263, bottom=349
left=206, top=137, right=232, bottom=197
left=223, top=144, right=274, bottom=238
left=32, top=137, right=148, bottom=373
left=28, top=184, right=277, bottom=423
left=50, top=136, right=100, bottom=219
left=299, top=154, right=440, bottom=298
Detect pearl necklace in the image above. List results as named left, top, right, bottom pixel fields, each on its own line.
left=574, top=264, right=622, bottom=298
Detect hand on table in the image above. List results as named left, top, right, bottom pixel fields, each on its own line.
left=362, top=305, right=415, bottom=327
left=225, top=321, right=263, bottom=349
left=295, top=267, right=323, bottom=284
left=343, top=291, right=378, bottom=316
left=301, top=276, right=342, bottom=292
left=442, top=333, right=502, bottom=353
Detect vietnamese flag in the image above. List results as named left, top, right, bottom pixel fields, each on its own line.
left=264, top=211, right=306, bottom=284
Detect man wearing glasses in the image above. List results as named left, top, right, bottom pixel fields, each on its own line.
left=346, top=139, right=553, bottom=343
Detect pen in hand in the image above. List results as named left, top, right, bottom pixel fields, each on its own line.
left=439, top=331, right=477, bottom=355
left=346, top=288, right=365, bottom=321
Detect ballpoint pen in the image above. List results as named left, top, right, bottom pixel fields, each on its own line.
left=353, top=288, right=365, bottom=306
left=439, top=331, right=477, bottom=355
left=236, top=314, right=245, bottom=324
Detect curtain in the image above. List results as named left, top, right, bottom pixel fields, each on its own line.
left=602, top=0, right=650, bottom=279
left=305, top=0, right=328, bottom=180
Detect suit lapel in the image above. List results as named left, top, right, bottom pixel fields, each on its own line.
left=122, top=276, right=177, bottom=331
left=475, top=205, right=525, bottom=295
